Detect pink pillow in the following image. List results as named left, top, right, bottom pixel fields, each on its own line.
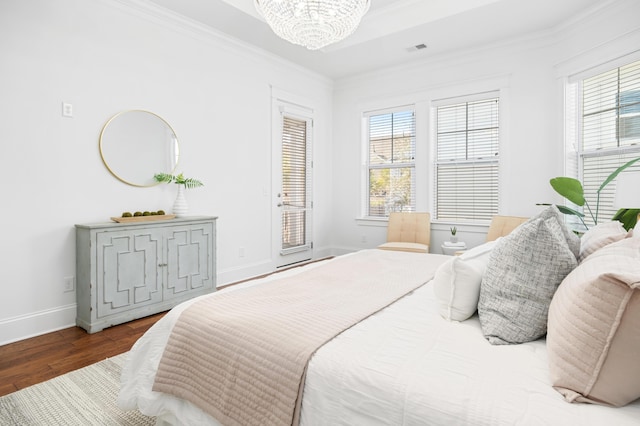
left=547, top=238, right=640, bottom=407
left=578, top=221, right=628, bottom=262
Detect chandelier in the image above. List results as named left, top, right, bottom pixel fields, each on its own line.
left=254, top=0, right=371, bottom=51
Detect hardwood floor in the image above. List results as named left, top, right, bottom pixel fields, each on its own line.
left=0, top=257, right=332, bottom=398
left=0, top=312, right=166, bottom=397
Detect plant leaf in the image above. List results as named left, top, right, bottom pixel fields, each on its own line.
left=612, top=208, right=640, bottom=231
left=153, top=172, right=204, bottom=188
left=153, top=173, right=174, bottom=184
left=550, top=177, right=585, bottom=206
left=536, top=203, right=585, bottom=217
left=555, top=204, right=585, bottom=217
left=598, top=157, right=640, bottom=193
left=183, top=178, right=204, bottom=189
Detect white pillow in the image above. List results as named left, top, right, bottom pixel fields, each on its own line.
left=433, top=240, right=498, bottom=321
left=579, top=221, right=628, bottom=262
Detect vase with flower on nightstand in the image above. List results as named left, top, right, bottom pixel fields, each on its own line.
left=173, top=185, right=188, bottom=217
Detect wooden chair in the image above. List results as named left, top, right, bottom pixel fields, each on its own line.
left=377, top=212, right=431, bottom=253
left=485, top=215, right=529, bottom=241
left=453, top=215, right=528, bottom=255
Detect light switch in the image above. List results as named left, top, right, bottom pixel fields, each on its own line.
left=62, top=102, right=73, bottom=117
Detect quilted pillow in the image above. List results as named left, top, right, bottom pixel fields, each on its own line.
left=433, top=240, right=497, bottom=321
left=478, top=206, right=578, bottom=345
left=579, top=221, right=628, bottom=262
left=547, top=237, right=640, bottom=407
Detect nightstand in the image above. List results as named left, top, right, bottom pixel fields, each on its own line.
left=441, top=241, right=466, bottom=255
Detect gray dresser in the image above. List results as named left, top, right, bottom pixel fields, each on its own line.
left=75, top=216, right=217, bottom=333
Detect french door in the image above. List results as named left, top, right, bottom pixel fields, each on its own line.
left=272, top=100, right=313, bottom=268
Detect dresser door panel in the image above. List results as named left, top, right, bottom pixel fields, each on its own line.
left=96, top=230, right=163, bottom=318
left=165, top=223, right=214, bottom=297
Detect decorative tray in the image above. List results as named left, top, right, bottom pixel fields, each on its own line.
left=110, top=214, right=176, bottom=223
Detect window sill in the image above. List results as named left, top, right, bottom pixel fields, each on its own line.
left=355, top=217, right=388, bottom=227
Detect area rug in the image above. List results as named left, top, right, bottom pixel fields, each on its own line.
left=0, top=353, right=154, bottom=425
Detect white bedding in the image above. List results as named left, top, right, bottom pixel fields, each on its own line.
left=118, top=253, right=640, bottom=425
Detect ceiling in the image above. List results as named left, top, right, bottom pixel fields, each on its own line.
left=146, top=0, right=606, bottom=80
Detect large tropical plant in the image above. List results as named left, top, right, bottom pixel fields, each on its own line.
left=548, top=157, right=640, bottom=231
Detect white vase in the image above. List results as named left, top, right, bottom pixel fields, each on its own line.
left=173, top=185, right=188, bottom=217
left=450, top=235, right=458, bottom=243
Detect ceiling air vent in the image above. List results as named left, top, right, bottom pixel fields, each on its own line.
left=406, top=43, right=427, bottom=53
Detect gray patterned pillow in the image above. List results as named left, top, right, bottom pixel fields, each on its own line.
left=536, top=205, right=580, bottom=259
left=478, top=206, right=578, bottom=345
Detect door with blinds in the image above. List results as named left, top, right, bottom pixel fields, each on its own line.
left=272, top=102, right=313, bottom=268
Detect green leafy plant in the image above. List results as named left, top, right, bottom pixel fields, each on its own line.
left=611, top=208, right=639, bottom=230
left=547, top=157, right=640, bottom=230
left=450, top=226, right=457, bottom=236
left=153, top=172, right=204, bottom=189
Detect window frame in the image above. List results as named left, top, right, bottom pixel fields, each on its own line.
left=361, top=105, right=417, bottom=218
left=280, top=112, right=313, bottom=255
left=566, top=58, right=640, bottom=229
left=432, top=91, right=501, bottom=223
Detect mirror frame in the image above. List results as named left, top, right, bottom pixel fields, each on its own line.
left=99, top=110, right=180, bottom=187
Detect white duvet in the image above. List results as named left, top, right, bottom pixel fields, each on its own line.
left=118, top=255, right=640, bottom=426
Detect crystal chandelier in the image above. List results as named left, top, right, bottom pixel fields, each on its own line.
left=254, top=0, right=371, bottom=51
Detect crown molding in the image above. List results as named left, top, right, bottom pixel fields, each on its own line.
left=334, top=25, right=555, bottom=92
left=103, top=0, right=333, bottom=88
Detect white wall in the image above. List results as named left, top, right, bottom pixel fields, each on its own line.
left=329, top=0, right=640, bottom=255
left=1, top=0, right=639, bottom=346
left=0, top=0, right=334, bottom=344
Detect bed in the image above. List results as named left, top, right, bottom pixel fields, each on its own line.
left=118, top=244, right=640, bottom=425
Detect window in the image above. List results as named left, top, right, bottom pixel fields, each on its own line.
left=365, top=107, right=416, bottom=217
left=570, top=59, right=640, bottom=226
left=281, top=115, right=311, bottom=251
left=434, top=95, right=499, bottom=222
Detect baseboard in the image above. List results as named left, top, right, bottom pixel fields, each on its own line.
left=1, top=249, right=350, bottom=346
left=217, top=248, right=336, bottom=287
left=328, top=246, right=361, bottom=257
left=0, top=304, right=76, bottom=346
left=217, top=259, right=275, bottom=287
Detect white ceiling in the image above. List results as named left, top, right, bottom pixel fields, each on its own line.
left=146, top=0, right=606, bottom=80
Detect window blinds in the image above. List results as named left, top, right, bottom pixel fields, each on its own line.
left=367, top=109, right=416, bottom=217
left=435, top=97, right=499, bottom=221
left=282, top=115, right=308, bottom=249
left=582, top=152, right=640, bottom=224
left=583, top=60, right=640, bottom=151
left=580, top=59, right=640, bottom=226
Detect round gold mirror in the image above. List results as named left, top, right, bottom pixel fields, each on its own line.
left=99, top=110, right=180, bottom=187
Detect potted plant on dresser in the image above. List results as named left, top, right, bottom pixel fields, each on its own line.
left=154, top=172, right=204, bottom=217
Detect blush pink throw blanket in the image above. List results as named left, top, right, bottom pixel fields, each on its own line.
left=153, top=249, right=447, bottom=426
